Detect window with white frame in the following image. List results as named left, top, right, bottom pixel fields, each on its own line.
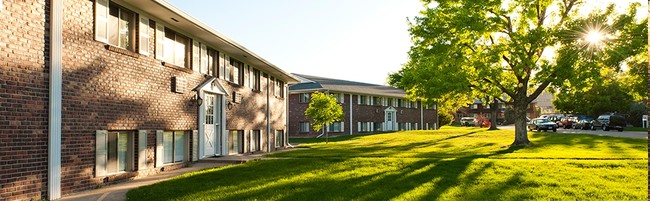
left=299, top=93, right=310, bottom=103
left=485, top=104, right=491, bottom=109
left=108, top=3, right=136, bottom=51
left=251, top=130, right=261, bottom=152
left=373, top=97, right=382, bottom=106
left=275, top=79, right=285, bottom=98
left=358, top=95, right=367, bottom=105
left=299, top=122, right=310, bottom=133
left=162, top=131, right=185, bottom=164
left=275, top=130, right=285, bottom=148
left=327, top=122, right=344, bottom=132
left=96, top=131, right=133, bottom=175
left=162, top=28, right=190, bottom=68
left=230, top=58, right=244, bottom=85
left=471, top=104, right=478, bottom=109
left=374, top=122, right=383, bottom=131
left=331, top=93, right=344, bottom=103
left=252, top=69, right=261, bottom=91
left=397, top=99, right=404, bottom=108
left=228, top=130, right=243, bottom=154
left=206, top=49, right=217, bottom=76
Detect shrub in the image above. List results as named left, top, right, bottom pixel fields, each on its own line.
left=438, top=112, right=454, bottom=127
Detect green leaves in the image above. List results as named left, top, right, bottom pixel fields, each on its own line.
left=304, top=91, right=344, bottom=132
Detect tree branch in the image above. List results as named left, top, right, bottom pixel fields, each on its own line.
left=527, top=72, right=557, bottom=104
left=554, top=0, right=578, bottom=29
left=483, top=78, right=516, bottom=99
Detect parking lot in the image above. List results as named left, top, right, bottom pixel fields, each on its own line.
left=497, top=125, right=648, bottom=139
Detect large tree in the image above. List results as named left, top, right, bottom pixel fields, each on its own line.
left=389, top=0, right=647, bottom=146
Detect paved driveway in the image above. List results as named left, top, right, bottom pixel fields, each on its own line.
left=497, top=125, right=648, bottom=139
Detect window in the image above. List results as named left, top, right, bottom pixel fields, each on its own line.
left=330, top=93, right=344, bottom=103
left=387, top=98, right=394, bottom=107
left=359, top=95, right=366, bottom=105
left=373, top=97, right=382, bottom=106
left=228, top=130, right=243, bottom=154
left=275, top=79, right=285, bottom=98
left=204, top=48, right=218, bottom=76
left=299, top=93, right=310, bottom=103
left=251, top=130, right=261, bottom=152
left=359, top=122, right=371, bottom=132
left=96, top=130, right=136, bottom=177
left=162, top=28, right=190, bottom=68
left=106, top=131, right=131, bottom=173
left=471, top=104, right=478, bottom=109
left=374, top=122, right=383, bottom=131
left=275, top=130, right=285, bottom=148
left=397, top=99, right=404, bottom=107
left=252, top=69, right=261, bottom=91
left=163, top=131, right=185, bottom=164
left=230, top=58, right=244, bottom=85
left=108, top=3, right=135, bottom=51
left=485, top=104, right=491, bottom=109
left=299, top=122, right=310, bottom=133
left=327, top=122, right=344, bottom=133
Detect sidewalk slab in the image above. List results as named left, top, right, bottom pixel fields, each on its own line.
left=59, top=148, right=296, bottom=201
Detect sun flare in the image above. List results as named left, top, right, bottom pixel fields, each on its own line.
left=585, top=30, right=605, bottom=45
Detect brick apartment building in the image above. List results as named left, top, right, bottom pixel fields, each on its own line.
left=288, top=74, right=438, bottom=137
left=0, top=0, right=297, bottom=200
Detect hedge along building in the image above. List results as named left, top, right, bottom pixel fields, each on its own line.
left=288, top=74, right=439, bottom=137
left=0, top=0, right=297, bottom=200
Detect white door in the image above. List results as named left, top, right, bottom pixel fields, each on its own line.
left=204, top=94, right=216, bottom=157
left=385, top=111, right=395, bottom=131
left=204, top=94, right=224, bottom=157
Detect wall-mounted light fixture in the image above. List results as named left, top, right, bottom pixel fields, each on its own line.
left=192, top=93, right=203, bottom=106
left=227, top=102, right=233, bottom=110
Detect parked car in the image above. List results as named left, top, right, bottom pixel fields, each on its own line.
left=559, top=117, right=577, bottom=129
left=590, top=114, right=625, bottom=132
left=460, top=117, right=476, bottom=126
left=528, top=118, right=558, bottom=132
left=572, top=117, right=594, bottom=130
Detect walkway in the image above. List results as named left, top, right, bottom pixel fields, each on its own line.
left=59, top=151, right=278, bottom=201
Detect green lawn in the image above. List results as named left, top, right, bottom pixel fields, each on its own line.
left=127, top=127, right=648, bottom=200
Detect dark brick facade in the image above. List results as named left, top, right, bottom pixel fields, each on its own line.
left=0, top=0, right=292, bottom=200
left=289, top=92, right=438, bottom=137
left=0, top=1, right=49, bottom=200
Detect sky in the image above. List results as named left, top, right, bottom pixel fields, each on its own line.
left=166, top=0, right=646, bottom=85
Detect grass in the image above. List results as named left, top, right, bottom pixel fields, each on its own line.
left=625, top=127, right=649, bottom=132
left=127, top=127, right=648, bottom=201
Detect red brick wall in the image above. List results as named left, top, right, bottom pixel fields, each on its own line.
left=0, top=1, right=49, bottom=200
left=59, top=0, right=205, bottom=195
left=0, top=0, right=290, bottom=199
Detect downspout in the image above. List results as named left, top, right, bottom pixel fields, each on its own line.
left=420, top=101, right=423, bottom=130
left=435, top=104, right=439, bottom=130
left=266, top=74, right=270, bottom=152
left=49, top=0, right=63, bottom=199
left=349, top=94, right=352, bottom=135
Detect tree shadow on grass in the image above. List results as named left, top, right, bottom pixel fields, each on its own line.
left=528, top=132, right=647, bottom=158
left=128, top=146, right=524, bottom=201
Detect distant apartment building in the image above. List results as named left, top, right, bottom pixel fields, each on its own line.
left=0, top=0, right=296, bottom=200
left=455, top=100, right=540, bottom=123
left=288, top=74, right=438, bottom=137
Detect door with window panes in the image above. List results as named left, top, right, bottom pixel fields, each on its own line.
left=204, top=93, right=223, bottom=157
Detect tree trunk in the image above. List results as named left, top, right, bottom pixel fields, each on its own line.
left=511, top=101, right=532, bottom=146
left=488, top=98, right=498, bottom=130
left=324, top=124, right=329, bottom=144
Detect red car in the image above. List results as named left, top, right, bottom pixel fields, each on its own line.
left=559, top=117, right=578, bottom=129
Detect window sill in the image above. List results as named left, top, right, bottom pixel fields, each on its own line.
left=162, top=61, right=193, bottom=73
left=251, top=89, right=262, bottom=93
left=226, top=81, right=242, bottom=87
left=105, top=45, right=139, bottom=58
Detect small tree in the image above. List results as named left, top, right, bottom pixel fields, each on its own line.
left=304, top=91, right=344, bottom=143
